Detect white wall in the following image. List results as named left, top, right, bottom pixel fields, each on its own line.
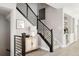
left=46, top=7, right=64, bottom=47
left=0, top=15, right=10, bottom=55
left=6, top=15, right=10, bottom=50
left=77, top=20, right=79, bottom=40
left=10, top=4, right=16, bottom=56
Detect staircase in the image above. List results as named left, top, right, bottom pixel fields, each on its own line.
left=37, top=19, right=53, bottom=52
left=15, top=3, right=53, bottom=56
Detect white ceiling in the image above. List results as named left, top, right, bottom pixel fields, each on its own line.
left=47, top=3, right=79, bottom=18
left=47, top=3, right=79, bottom=8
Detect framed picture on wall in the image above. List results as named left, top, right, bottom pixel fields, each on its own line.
left=16, top=19, right=25, bottom=29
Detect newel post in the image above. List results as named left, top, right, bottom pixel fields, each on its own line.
left=22, top=33, right=26, bottom=56
left=50, top=29, right=53, bottom=52
left=37, top=16, right=38, bottom=30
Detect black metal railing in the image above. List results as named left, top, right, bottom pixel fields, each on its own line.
left=14, top=33, right=30, bottom=56
left=16, top=3, right=53, bottom=52
left=16, top=3, right=37, bottom=26
left=37, top=19, right=53, bottom=52
left=14, top=35, right=22, bottom=56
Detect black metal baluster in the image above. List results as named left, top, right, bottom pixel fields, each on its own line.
left=50, top=29, right=53, bottom=52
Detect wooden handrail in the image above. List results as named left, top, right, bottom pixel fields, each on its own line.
left=14, top=35, right=22, bottom=37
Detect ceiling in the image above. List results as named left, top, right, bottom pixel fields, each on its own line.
left=47, top=3, right=79, bottom=8
left=47, top=3, right=79, bottom=18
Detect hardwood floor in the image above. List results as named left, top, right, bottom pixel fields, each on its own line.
left=45, top=40, right=79, bottom=56
left=26, top=49, right=48, bottom=56
left=26, top=40, right=79, bottom=56
left=0, top=49, right=10, bottom=56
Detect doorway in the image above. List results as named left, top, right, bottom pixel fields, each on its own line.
left=64, top=13, right=75, bottom=47
left=0, top=7, right=11, bottom=56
